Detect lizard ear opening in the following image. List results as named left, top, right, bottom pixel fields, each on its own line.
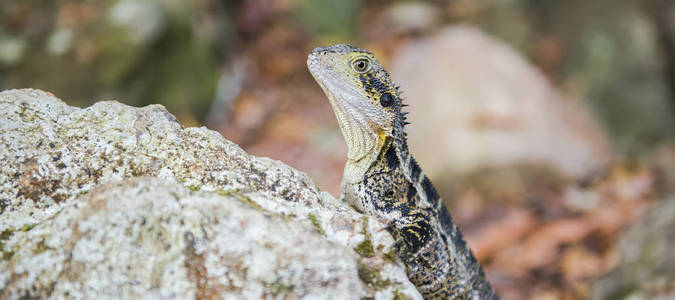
left=380, top=92, right=394, bottom=107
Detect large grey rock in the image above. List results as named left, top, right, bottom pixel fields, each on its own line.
left=390, top=26, right=612, bottom=180
left=0, top=89, right=420, bottom=299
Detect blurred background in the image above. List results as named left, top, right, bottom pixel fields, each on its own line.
left=1, top=0, right=675, bottom=299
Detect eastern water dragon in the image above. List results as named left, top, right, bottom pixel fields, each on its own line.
left=307, top=44, right=499, bottom=299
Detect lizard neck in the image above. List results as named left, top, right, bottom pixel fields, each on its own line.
left=345, top=113, right=406, bottom=182
left=343, top=147, right=382, bottom=184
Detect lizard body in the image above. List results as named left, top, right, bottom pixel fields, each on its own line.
left=307, top=44, right=498, bottom=299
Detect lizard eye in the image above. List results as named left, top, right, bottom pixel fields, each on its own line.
left=352, top=58, right=370, bottom=73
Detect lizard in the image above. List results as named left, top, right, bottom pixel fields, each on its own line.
left=307, top=44, right=499, bottom=300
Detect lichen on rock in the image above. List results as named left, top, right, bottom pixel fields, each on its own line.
left=0, top=89, right=421, bottom=299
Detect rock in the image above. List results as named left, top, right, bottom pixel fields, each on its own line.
left=2, top=178, right=358, bottom=298
left=591, top=195, right=675, bottom=300
left=381, top=2, right=441, bottom=35
left=389, top=26, right=612, bottom=181
left=0, top=89, right=421, bottom=299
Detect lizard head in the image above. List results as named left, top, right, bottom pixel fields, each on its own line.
left=307, top=44, right=401, bottom=164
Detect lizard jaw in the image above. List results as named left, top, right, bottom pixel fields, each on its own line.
left=308, top=52, right=385, bottom=171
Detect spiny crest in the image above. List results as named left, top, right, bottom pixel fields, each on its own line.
left=396, top=84, right=411, bottom=128
left=393, top=82, right=411, bottom=125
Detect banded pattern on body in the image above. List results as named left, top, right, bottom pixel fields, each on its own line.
left=308, top=44, right=499, bottom=299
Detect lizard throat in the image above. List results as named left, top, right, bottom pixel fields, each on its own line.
left=327, top=96, right=387, bottom=183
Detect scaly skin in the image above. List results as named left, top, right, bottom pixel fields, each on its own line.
left=307, top=44, right=499, bottom=299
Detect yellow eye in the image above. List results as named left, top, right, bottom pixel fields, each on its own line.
left=351, top=58, right=370, bottom=73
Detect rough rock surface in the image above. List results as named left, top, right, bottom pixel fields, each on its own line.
left=0, top=89, right=421, bottom=299
left=390, top=26, right=612, bottom=180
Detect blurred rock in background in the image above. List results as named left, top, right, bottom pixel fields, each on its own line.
left=391, top=26, right=612, bottom=189
left=2, top=0, right=675, bottom=299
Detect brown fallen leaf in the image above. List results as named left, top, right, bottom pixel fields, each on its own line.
left=465, top=207, right=537, bottom=261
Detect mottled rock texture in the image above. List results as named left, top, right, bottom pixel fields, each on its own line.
left=0, top=89, right=420, bottom=299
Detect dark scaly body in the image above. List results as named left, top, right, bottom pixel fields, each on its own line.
left=345, top=119, right=496, bottom=299
left=308, top=44, right=498, bottom=299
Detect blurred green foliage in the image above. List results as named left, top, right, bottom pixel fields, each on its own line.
left=530, top=0, right=674, bottom=153
left=0, top=0, right=227, bottom=121
left=292, top=0, right=362, bottom=38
